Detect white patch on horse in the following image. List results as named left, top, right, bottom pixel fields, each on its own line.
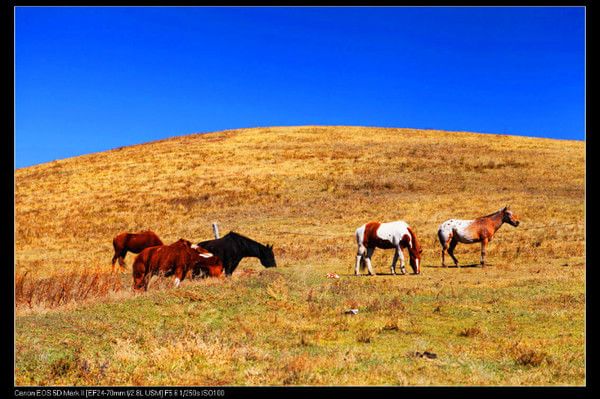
left=376, top=221, right=412, bottom=247
left=438, top=219, right=477, bottom=244
left=174, top=277, right=181, bottom=287
left=198, top=252, right=213, bottom=258
left=191, top=244, right=199, bottom=249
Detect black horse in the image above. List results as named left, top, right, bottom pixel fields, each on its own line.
left=197, top=231, right=276, bottom=276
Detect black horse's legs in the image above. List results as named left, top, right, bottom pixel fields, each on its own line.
left=225, top=257, right=243, bottom=276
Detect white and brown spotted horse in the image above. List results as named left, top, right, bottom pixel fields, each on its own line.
left=355, top=220, right=422, bottom=275
left=437, top=206, right=520, bottom=267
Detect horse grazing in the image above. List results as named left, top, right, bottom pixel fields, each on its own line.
left=437, top=206, right=520, bottom=267
left=111, top=230, right=163, bottom=272
left=132, top=239, right=217, bottom=291
left=196, top=231, right=276, bottom=276
left=355, top=221, right=422, bottom=276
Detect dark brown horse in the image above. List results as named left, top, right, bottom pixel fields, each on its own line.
left=111, top=230, right=163, bottom=272
left=132, top=239, right=223, bottom=291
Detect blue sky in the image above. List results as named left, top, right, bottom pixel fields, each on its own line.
left=15, top=7, right=585, bottom=168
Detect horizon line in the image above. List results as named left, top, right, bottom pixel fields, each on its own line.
left=14, top=124, right=585, bottom=170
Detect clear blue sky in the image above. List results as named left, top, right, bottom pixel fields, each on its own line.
left=15, top=6, right=585, bottom=168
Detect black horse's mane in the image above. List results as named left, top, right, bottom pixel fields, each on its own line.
left=199, top=231, right=269, bottom=252
left=223, top=231, right=270, bottom=251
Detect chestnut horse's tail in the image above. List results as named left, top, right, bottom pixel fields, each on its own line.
left=111, top=234, right=127, bottom=270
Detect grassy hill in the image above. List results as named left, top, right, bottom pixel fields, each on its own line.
left=15, top=126, right=585, bottom=385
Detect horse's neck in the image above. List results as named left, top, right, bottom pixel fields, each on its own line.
left=237, top=238, right=261, bottom=258
left=487, top=212, right=505, bottom=232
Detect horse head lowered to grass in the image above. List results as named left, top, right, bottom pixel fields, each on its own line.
left=132, top=239, right=224, bottom=291
left=354, top=220, right=422, bottom=276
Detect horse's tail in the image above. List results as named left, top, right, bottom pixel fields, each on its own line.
left=437, top=227, right=446, bottom=248
left=112, top=233, right=122, bottom=251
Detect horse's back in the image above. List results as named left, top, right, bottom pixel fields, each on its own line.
left=438, top=219, right=481, bottom=243
left=197, top=237, right=226, bottom=258
left=378, top=220, right=410, bottom=232
left=439, top=219, right=468, bottom=231
left=357, top=220, right=411, bottom=249
left=378, top=220, right=413, bottom=244
left=127, top=231, right=163, bottom=252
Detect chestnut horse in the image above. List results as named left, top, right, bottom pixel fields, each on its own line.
left=132, top=239, right=222, bottom=291
left=192, top=246, right=224, bottom=278
left=355, top=220, right=422, bottom=276
left=437, top=206, right=520, bottom=267
left=111, top=230, right=163, bottom=272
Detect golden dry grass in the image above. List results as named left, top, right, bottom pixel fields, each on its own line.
left=15, top=126, right=585, bottom=386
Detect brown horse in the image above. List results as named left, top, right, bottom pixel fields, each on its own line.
left=437, top=206, right=520, bottom=267
left=111, top=230, right=163, bottom=272
left=192, top=246, right=224, bottom=278
left=132, top=239, right=223, bottom=291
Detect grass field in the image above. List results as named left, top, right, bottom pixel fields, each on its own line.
left=14, top=126, right=585, bottom=386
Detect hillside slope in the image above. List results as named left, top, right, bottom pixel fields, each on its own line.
left=15, top=126, right=585, bottom=385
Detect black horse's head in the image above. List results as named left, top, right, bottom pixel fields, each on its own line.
left=259, top=244, right=277, bottom=268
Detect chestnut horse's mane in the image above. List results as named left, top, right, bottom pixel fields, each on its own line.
left=407, top=226, right=421, bottom=253
left=478, top=208, right=506, bottom=220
